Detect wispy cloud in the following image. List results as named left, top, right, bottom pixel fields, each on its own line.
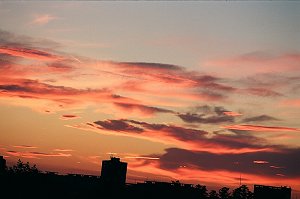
left=85, top=155, right=102, bottom=165
left=204, top=52, right=300, bottom=76
left=253, top=160, right=269, bottom=164
left=53, top=148, right=74, bottom=152
left=94, top=120, right=144, bottom=133
left=6, top=150, right=71, bottom=159
left=0, top=46, right=61, bottom=61
left=243, top=87, right=282, bottom=97
left=60, top=114, right=80, bottom=120
left=3, top=29, right=287, bottom=119
left=123, top=156, right=160, bottom=160
left=242, top=115, right=279, bottom=123
left=12, top=145, right=38, bottom=149
left=114, top=102, right=174, bottom=116
left=30, top=14, right=57, bottom=25
left=223, top=111, right=242, bottom=117
left=222, top=124, right=300, bottom=132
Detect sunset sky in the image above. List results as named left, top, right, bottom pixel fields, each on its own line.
left=1, top=1, right=300, bottom=194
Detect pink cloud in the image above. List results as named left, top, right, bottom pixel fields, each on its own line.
left=115, top=62, right=236, bottom=95
left=30, top=14, right=57, bottom=25
left=270, top=165, right=284, bottom=169
left=0, top=78, right=142, bottom=111
left=223, top=111, right=242, bottom=117
left=0, top=46, right=61, bottom=61
left=0, top=33, right=237, bottom=116
left=204, top=52, right=300, bottom=76
left=253, top=160, right=269, bottom=164
left=242, top=87, right=282, bottom=97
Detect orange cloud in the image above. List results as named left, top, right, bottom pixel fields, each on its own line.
left=281, top=99, right=300, bottom=107
left=85, top=155, right=102, bottom=165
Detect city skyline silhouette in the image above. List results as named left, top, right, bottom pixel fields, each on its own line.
left=0, top=155, right=294, bottom=199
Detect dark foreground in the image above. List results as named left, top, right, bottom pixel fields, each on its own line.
left=0, top=160, right=291, bottom=199
left=0, top=172, right=255, bottom=199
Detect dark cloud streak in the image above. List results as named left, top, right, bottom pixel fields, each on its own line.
left=157, top=147, right=300, bottom=177
left=94, top=120, right=144, bottom=133
left=89, top=119, right=275, bottom=153
left=242, top=115, right=279, bottom=123
left=177, top=105, right=235, bottom=124
left=114, top=102, right=174, bottom=115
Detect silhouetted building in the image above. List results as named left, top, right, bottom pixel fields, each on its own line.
left=254, top=184, right=291, bottom=199
left=101, top=157, right=127, bottom=186
left=0, top=156, right=6, bottom=174
left=130, top=181, right=199, bottom=199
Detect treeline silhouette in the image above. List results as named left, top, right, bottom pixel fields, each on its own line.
left=0, top=159, right=254, bottom=199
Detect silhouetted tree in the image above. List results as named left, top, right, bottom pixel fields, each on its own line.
left=232, top=185, right=253, bottom=199
left=219, top=187, right=231, bottom=199
left=209, top=190, right=220, bottom=199
left=9, top=159, right=39, bottom=174
left=195, top=184, right=208, bottom=199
